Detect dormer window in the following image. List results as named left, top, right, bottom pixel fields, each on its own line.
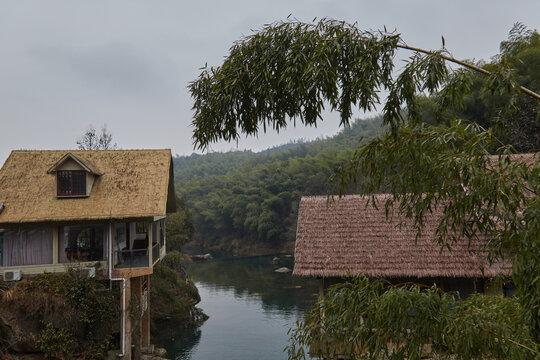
left=57, top=170, right=87, bottom=196
left=48, top=153, right=102, bottom=198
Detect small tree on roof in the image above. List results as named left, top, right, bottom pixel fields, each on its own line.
left=77, top=125, right=118, bottom=150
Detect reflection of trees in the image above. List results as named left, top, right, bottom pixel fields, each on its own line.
left=153, top=325, right=202, bottom=359
left=185, top=256, right=319, bottom=313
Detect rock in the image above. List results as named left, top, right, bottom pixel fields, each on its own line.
left=190, top=253, right=213, bottom=261
left=142, top=344, right=155, bottom=354
left=272, top=256, right=280, bottom=264
left=154, top=347, right=168, bottom=357
left=274, top=267, right=291, bottom=273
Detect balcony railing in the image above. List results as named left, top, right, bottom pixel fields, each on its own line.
left=114, top=249, right=149, bottom=268
left=152, top=243, right=160, bottom=265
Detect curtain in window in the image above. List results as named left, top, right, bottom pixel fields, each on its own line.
left=2, top=228, right=53, bottom=266
left=58, top=225, right=107, bottom=263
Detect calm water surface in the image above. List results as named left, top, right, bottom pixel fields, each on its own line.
left=154, top=255, right=319, bottom=360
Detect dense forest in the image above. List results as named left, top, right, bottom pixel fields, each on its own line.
left=170, top=23, right=539, bottom=256
left=172, top=117, right=383, bottom=255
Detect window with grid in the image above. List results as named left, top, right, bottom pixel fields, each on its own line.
left=57, top=170, right=86, bottom=196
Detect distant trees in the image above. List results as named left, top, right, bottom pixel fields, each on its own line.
left=77, top=125, right=118, bottom=150
left=165, top=197, right=194, bottom=252
left=174, top=117, right=381, bottom=251
left=417, top=23, right=540, bottom=152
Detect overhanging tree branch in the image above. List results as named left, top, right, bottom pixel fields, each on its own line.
left=396, top=43, right=540, bottom=101
left=190, top=19, right=539, bottom=150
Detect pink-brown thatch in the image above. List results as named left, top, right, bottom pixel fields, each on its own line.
left=0, top=150, right=176, bottom=225
left=293, top=195, right=512, bottom=279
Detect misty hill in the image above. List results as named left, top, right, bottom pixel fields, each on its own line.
left=173, top=116, right=383, bottom=255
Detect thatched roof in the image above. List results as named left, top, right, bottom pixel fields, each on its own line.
left=0, top=150, right=176, bottom=224
left=293, top=195, right=511, bottom=278
left=47, top=152, right=102, bottom=175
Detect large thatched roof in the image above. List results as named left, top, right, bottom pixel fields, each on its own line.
left=293, top=195, right=511, bottom=278
left=0, top=150, right=176, bottom=224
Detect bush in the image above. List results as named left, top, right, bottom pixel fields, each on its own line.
left=1, top=269, right=119, bottom=359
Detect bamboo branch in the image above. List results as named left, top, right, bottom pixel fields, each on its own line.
left=397, top=44, right=540, bottom=101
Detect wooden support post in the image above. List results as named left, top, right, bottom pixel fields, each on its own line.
left=123, top=279, right=132, bottom=360
left=141, top=275, right=151, bottom=348
left=131, top=276, right=143, bottom=354
left=318, top=277, right=324, bottom=299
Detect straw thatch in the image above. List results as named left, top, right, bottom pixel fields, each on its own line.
left=47, top=152, right=103, bottom=175
left=293, top=195, right=511, bottom=278
left=0, top=150, right=176, bottom=224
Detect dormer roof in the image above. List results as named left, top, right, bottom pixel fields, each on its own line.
left=46, top=152, right=102, bottom=175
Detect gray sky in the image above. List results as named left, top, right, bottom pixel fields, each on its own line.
left=0, top=1, right=538, bottom=164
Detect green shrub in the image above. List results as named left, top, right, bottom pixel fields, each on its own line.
left=2, top=270, right=119, bottom=359
left=38, top=322, right=76, bottom=360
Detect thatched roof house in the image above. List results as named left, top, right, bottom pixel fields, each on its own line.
left=0, top=149, right=176, bottom=224
left=293, top=194, right=511, bottom=279
left=0, top=149, right=176, bottom=358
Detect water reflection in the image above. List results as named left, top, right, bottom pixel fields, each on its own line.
left=154, top=325, right=202, bottom=359
left=153, top=255, right=318, bottom=360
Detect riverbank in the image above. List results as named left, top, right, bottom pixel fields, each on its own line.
left=153, top=255, right=318, bottom=359
left=0, top=252, right=206, bottom=360
left=182, top=239, right=295, bottom=259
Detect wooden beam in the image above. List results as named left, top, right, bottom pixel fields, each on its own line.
left=113, top=267, right=153, bottom=279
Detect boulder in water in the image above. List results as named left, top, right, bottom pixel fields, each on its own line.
left=274, top=267, right=291, bottom=273
left=190, top=253, right=213, bottom=261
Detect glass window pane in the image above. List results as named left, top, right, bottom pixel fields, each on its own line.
left=61, top=225, right=105, bottom=262
left=72, top=171, right=86, bottom=195
left=58, top=171, right=72, bottom=195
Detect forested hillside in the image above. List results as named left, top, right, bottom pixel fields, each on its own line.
left=173, top=117, right=383, bottom=255
left=173, top=24, right=539, bottom=256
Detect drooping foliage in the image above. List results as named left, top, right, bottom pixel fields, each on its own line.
left=190, top=18, right=540, bottom=358
left=190, top=19, right=400, bottom=148
left=190, top=20, right=537, bottom=151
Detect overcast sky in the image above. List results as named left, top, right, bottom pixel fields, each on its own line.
left=0, top=1, right=538, bottom=164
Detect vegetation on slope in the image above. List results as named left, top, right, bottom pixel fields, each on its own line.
left=0, top=270, right=118, bottom=359
left=173, top=116, right=383, bottom=254
left=151, top=251, right=207, bottom=330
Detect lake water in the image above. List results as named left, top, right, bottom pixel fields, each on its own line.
left=154, top=255, right=319, bottom=360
